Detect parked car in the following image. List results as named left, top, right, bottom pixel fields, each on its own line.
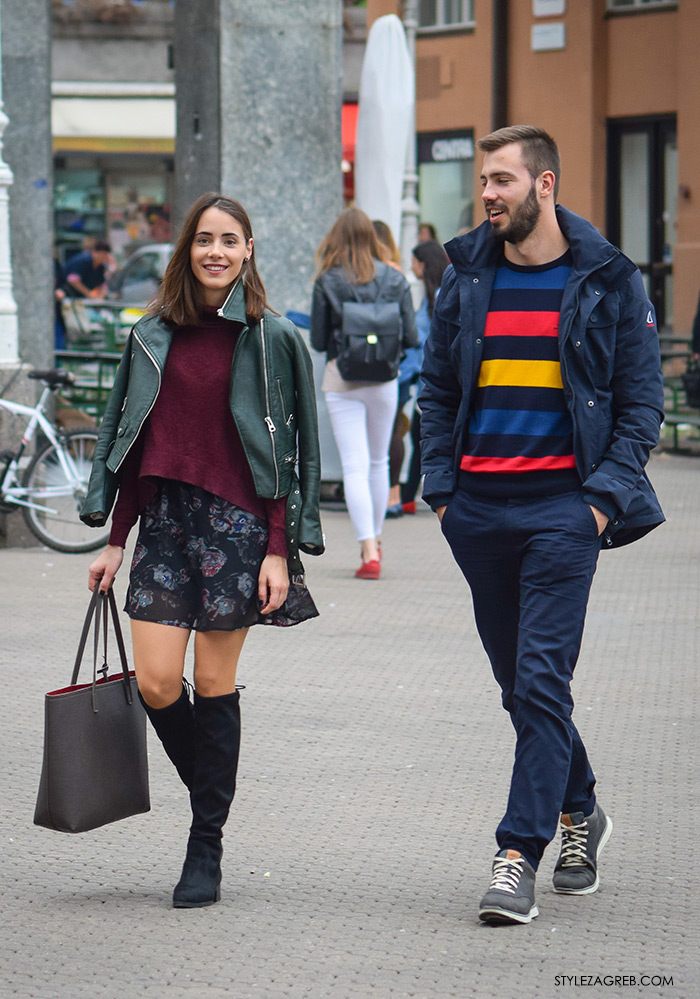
left=106, top=243, right=173, bottom=306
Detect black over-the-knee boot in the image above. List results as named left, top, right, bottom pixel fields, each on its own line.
left=138, top=682, right=195, bottom=790
left=172, top=689, right=241, bottom=908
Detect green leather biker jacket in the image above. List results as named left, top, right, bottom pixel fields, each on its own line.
left=80, top=280, right=324, bottom=574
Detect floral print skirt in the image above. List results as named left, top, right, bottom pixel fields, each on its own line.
left=125, top=480, right=319, bottom=632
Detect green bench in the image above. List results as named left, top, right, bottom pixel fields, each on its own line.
left=662, top=410, right=700, bottom=450
left=662, top=370, right=700, bottom=450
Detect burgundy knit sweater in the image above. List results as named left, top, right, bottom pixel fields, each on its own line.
left=108, top=310, right=288, bottom=556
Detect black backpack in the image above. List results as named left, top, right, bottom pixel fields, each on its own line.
left=335, top=266, right=403, bottom=383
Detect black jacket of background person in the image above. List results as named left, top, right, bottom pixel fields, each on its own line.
left=64, top=250, right=106, bottom=297
left=310, top=259, right=418, bottom=359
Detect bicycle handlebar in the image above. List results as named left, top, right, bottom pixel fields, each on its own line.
left=27, top=369, right=76, bottom=389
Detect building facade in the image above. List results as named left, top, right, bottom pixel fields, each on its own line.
left=51, top=0, right=175, bottom=265
left=368, top=0, right=700, bottom=336
left=51, top=0, right=366, bottom=267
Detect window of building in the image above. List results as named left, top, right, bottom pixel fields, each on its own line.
left=418, top=0, right=474, bottom=32
left=607, top=0, right=677, bottom=11
left=607, top=116, right=677, bottom=329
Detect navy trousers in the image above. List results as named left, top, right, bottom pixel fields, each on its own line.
left=441, top=488, right=601, bottom=871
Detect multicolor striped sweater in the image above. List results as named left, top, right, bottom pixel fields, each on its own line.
left=460, top=251, right=582, bottom=498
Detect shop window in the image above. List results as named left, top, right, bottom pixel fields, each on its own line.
left=418, top=0, right=474, bottom=32
left=607, top=0, right=677, bottom=11
left=54, top=168, right=106, bottom=265
left=106, top=172, right=171, bottom=261
left=53, top=155, right=173, bottom=268
left=418, top=130, right=474, bottom=244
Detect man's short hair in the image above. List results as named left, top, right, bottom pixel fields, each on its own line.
left=93, top=239, right=112, bottom=254
left=477, top=125, right=561, bottom=201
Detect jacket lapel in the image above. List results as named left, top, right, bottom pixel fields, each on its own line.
left=219, top=279, right=248, bottom=325
left=133, top=313, right=174, bottom=369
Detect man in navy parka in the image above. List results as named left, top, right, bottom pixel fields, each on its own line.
left=419, top=125, right=664, bottom=926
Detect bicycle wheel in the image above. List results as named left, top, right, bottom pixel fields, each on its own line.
left=22, top=428, right=110, bottom=553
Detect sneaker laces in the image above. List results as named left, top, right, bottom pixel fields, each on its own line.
left=559, top=822, right=589, bottom=867
left=488, top=855, right=525, bottom=894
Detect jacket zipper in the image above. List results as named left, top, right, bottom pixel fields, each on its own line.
left=112, top=330, right=162, bottom=472
left=259, top=317, right=280, bottom=496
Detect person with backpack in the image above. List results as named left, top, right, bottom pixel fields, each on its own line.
left=310, top=208, right=417, bottom=579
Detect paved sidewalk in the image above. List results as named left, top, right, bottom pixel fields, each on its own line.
left=1, top=451, right=698, bottom=999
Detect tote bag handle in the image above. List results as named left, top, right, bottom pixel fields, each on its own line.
left=70, top=586, right=132, bottom=708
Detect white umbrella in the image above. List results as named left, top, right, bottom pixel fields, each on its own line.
left=354, top=14, right=414, bottom=246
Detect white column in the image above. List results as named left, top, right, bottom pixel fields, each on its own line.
left=399, top=0, right=420, bottom=275
left=0, top=5, right=19, bottom=365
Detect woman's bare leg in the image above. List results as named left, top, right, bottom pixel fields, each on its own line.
left=130, top=620, right=190, bottom=708
left=192, top=628, right=249, bottom=696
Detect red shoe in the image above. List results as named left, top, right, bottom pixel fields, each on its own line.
left=355, top=559, right=381, bottom=580
left=401, top=501, right=417, bottom=515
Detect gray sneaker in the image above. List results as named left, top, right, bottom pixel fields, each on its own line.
left=552, top=802, right=613, bottom=894
left=478, top=850, right=539, bottom=925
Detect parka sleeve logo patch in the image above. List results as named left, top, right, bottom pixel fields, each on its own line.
left=646, top=310, right=655, bottom=327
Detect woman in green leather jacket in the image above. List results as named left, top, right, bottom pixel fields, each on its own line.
left=84, top=192, right=323, bottom=909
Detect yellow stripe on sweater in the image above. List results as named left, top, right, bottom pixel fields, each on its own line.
left=478, top=359, right=563, bottom=389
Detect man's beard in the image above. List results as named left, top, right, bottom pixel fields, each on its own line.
left=490, top=182, right=541, bottom=245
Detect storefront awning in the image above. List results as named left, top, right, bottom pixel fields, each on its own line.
left=53, top=93, right=175, bottom=153
left=54, top=94, right=355, bottom=161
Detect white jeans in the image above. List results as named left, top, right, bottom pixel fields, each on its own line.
left=325, top=380, right=398, bottom=542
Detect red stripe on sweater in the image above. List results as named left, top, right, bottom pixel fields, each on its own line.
left=484, top=311, right=560, bottom=337
left=460, top=453, right=577, bottom=473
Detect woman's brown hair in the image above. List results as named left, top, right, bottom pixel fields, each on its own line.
left=372, top=219, right=402, bottom=266
left=412, top=239, right=449, bottom=317
left=315, top=207, right=389, bottom=285
left=149, top=192, right=268, bottom=325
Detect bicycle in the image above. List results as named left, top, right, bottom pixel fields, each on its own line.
left=0, top=369, right=110, bottom=553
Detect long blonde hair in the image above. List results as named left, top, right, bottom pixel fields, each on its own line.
left=315, top=207, right=389, bottom=285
